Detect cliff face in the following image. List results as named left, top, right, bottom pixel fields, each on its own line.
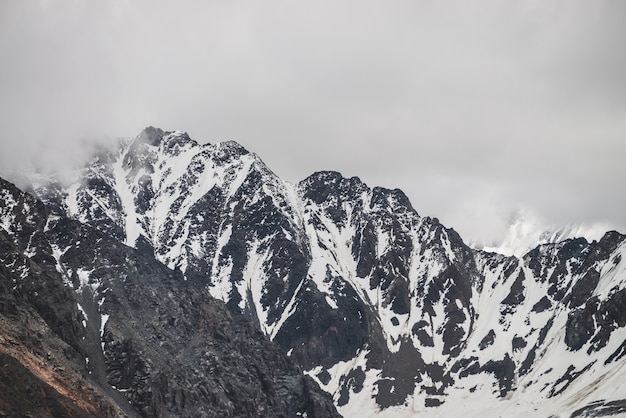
left=0, top=175, right=339, bottom=417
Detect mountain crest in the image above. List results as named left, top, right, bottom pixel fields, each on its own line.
left=18, top=128, right=626, bottom=417
left=136, top=125, right=165, bottom=145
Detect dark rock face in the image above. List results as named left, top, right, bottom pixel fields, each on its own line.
left=531, top=295, right=552, bottom=313
left=0, top=176, right=339, bottom=417
left=0, top=352, right=92, bottom=418
left=481, top=354, right=516, bottom=397
left=501, top=270, right=526, bottom=306
left=479, top=330, right=496, bottom=350
left=0, top=182, right=128, bottom=417
left=571, top=400, right=626, bottom=418
left=568, top=269, right=600, bottom=308
left=0, top=178, right=86, bottom=353
left=565, top=301, right=599, bottom=351
left=273, top=279, right=370, bottom=371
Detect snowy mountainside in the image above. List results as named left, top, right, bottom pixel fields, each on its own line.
left=30, top=127, right=626, bottom=417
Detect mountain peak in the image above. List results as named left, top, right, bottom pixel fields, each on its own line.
left=219, top=140, right=249, bottom=154
left=136, top=126, right=165, bottom=146
left=299, top=171, right=368, bottom=204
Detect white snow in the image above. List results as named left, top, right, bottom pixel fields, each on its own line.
left=594, top=240, right=626, bottom=298
left=112, top=153, right=141, bottom=247
left=76, top=268, right=96, bottom=291
left=76, top=302, right=88, bottom=327
left=65, top=182, right=80, bottom=216
left=269, top=276, right=306, bottom=340
left=226, top=155, right=254, bottom=201
left=100, top=313, right=110, bottom=352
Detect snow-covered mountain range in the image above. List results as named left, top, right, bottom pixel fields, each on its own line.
left=2, top=127, right=625, bottom=417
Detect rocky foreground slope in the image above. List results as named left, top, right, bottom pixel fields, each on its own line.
left=2, top=126, right=625, bottom=417
left=0, top=175, right=338, bottom=417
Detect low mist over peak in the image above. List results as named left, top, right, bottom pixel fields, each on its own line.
left=1, top=0, right=625, bottom=244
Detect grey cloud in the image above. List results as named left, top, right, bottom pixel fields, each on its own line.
left=0, top=0, right=624, bottom=244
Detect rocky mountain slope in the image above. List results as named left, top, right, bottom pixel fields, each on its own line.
left=0, top=175, right=339, bottom=417
left=6, top=126, right=626, bottom=417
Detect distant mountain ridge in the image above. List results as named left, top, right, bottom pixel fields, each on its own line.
left=3, top=126, right=625, bottom=417
left=479, top=208, right=614, bottom=257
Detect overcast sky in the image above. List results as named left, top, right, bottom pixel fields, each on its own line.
left=1, top=0, right=625, bottom=245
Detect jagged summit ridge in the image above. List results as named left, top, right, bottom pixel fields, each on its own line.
left=24, top=127, right=626, bottom=417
